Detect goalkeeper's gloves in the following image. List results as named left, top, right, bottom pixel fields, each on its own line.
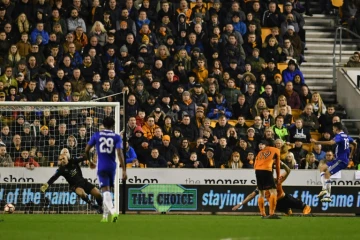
left=40, top=183, right=49, bottom=192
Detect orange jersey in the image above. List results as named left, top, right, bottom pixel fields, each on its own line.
left=254, top=146, right=281, bottom=180
left=254, top=147, right=280, bottom=171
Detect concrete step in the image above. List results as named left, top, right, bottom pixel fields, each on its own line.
left=304, top=18, right=336, bottom=27
left=306, top=38, right=360, bottom=43
left=305, top=79, right=333, bottom=85
left=302, top=68, right=333, bottom=75
left=305, top=49, right=355, bottom=55
left=302, top=74, right=333, bottom=79
left=303, top=25, right=335, bottom=31
left=301, top=61, right=336, bottom=67
left=306, top=31, right=335, bottom=38
left=306, top=43, right=358, bottom=51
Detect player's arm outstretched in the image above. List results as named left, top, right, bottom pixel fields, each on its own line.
left=310, top=139, right=335, bottom=145
left=232, top=189, right=259, bottom=211
left=40, top=170, right=62, bottom=192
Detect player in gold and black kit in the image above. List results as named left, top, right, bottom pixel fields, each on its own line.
left=40, top=153, right=103, bottom=212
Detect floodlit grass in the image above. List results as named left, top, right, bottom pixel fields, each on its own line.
left=0, top=214, right=359, bottom=240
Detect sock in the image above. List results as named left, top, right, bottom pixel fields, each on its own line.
left=320, top=172, right=326, bottom=190
left=103, top=191, right=115, bottom=215
left=269, top=195, right=277, bottom=215
left=258, top=197, right=265, bottom=216
left=325, top=180, right=332, bottom=197
left=80, top=194, right=92, bottom=205
left=103, top=204, right=109, bottom=219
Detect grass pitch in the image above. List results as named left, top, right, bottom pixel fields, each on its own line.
left=0, top=214, right=358, bottom=240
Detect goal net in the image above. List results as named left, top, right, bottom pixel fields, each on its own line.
left=0, top=101, right=121, bottom=214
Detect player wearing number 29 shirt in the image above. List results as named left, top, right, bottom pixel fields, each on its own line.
left=85, top=117, right=127, bottom=223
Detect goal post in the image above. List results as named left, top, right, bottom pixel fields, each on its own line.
left=0, top=101, right=122, bottom=214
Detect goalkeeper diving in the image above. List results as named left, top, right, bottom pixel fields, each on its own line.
left=40, top=149, right=103, bottom=213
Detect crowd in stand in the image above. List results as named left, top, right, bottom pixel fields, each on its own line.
left=0, top=0, right=357, bottom=170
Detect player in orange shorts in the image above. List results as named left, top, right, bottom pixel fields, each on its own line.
left=253, top=140, right=281, bottom=219
left=232, top=161, right=311, bottom=216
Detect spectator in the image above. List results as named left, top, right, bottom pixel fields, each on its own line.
left=283, top=81, right=301, bottom=109
left=289, top=118, right=311, bottom=143
left=289, top=139, right=308, bottom=164
left=313, top=143, right=326, bottom=162
left=14, top=149, right=40, bottom=169
left=301, top=152, right=319, bottom=169
left=346, top=52, right=360, bottom=67
left=300, top=103, right=320, bottom=131
left=0, top=143, right=13, bottom=167
left=146, top=148, right=167, bottom=168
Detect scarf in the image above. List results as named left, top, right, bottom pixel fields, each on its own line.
left=183, top=98, right=192, bottom=105
left=283, top=45, right=294, bottom=57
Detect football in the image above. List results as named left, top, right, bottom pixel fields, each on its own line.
left=4, top=203, right=15, bottom=214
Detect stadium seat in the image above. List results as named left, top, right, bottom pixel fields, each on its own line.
left=207, top=2, right=213, bottom=9
left=302, top=143, right=313, bottom=152
left=291, top=109, right=303, bottom=121
left=228, top=120, right=237, bottom=126
left=245, top=120, right=254, bottom=126
left=332, top=0, right=344, bottom=7
left=126, top=163, right=146, bottom=168
left=190, top=2, right=208, bottom=9
left=277, top=63, right=288, bottom=73
left=310, top=132, right=322, bottom=141
left=210, top=120, right=217, bottom=128
left=261, top=27, right=272, bottom=44
left=269, top=108, right=274, bottom=116
left=278, top=4, right=283, bottom=13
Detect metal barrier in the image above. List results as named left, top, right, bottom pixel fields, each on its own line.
left=332, top=27, right=360, bottom=88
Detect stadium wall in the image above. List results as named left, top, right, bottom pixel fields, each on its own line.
left=1, top=168, right=360, bottom=186
left=1, top=183, right=359, bottom=214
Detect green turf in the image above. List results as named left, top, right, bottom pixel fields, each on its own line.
left=0, top=214, right=358, bottom=240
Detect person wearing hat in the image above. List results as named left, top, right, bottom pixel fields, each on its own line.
left=133, top=80, right=150, bottom=104
left=159, top=135, right=178, bottom=165
left=178, top=90, right=197, bottom=118
left=133, top=57, right=147, bottom=79
left=202, top=147, right=216, bottom=168
left=231, top=11, right=246, bottom=36
left=282, top=59, right=304, bottom=85
left=190, top=83, right=208, bottom=109
left=253, top=139, right=281, bottom=218
left=262, top=56, right=280, bottom=81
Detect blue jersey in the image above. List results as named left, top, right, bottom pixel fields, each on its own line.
left=333, top=132, right=353, bottom=163
left=88, top=130, right=122, bottom=172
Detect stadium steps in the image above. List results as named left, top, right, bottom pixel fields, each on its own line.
left=302, top=14, right=359, bottom=104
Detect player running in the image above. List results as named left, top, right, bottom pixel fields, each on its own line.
left=253, top=140, right=281, bottom=219
left=40, top=153, right=103, bottom=212
left=232, top=161, right=312, bottom=215
left=311, top=122, right=357, bottom=202
left=85, top=117, right=127, bottom=223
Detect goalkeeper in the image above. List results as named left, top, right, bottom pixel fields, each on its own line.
left=40, top=153, right=103, bottom=212
left=232, top=162, right=311, bottom=215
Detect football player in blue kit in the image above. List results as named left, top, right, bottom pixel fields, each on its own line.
left=85, top=117, right=127, bottom=222
left=311, top=122, right=357, bottom=202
